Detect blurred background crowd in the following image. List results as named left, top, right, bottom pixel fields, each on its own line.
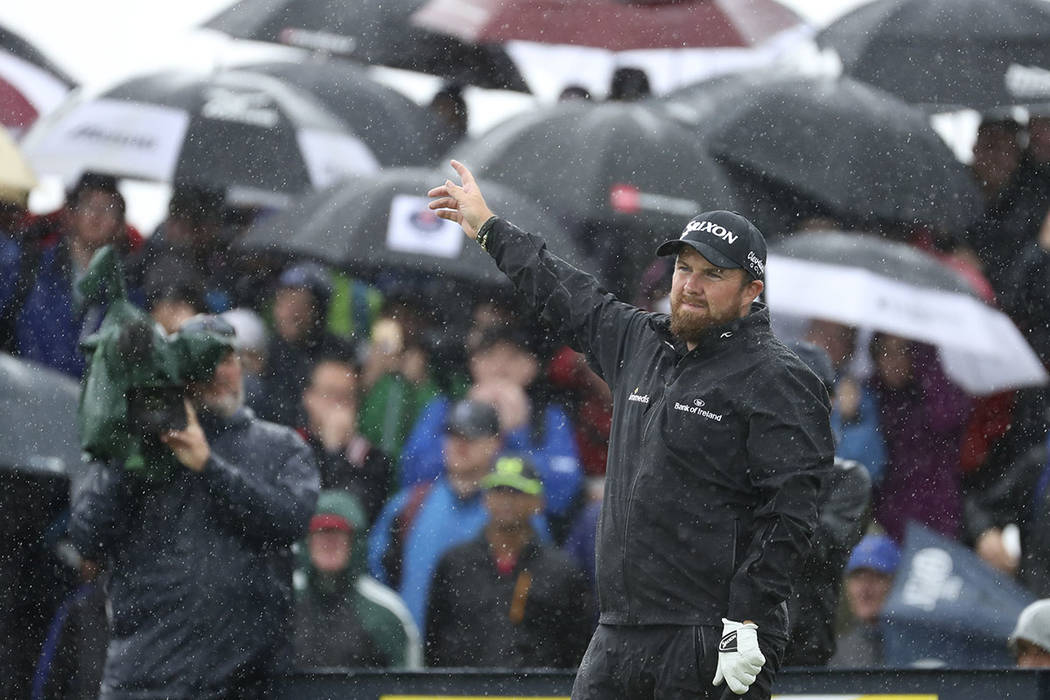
left=5, top=0, right=1050, bottom=697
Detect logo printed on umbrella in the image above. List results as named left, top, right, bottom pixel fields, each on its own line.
left=202, top=88, right=280, bottom=129
left=70, top=125, right=155, bottom=149
left=410, top=208, right=446, bottom=233
left=1006, top=63, right=1050, bottom=98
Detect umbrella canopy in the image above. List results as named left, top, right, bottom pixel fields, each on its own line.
left=411, top=0, right=809, bottom=97
left=411, top=0, right=802, bottom=50
left=450, top=100, right=740, bottom=291
left=767, top=231, right=1048, bottom=395
left=234, top=59, right=444, bottom=166
left=664, top=73, right=983, bottom=235
left=451, top=100, right=738, bottom=226
left=203, top=0, right=528, bottom=92
left=883, top=523, right=1034, bottom=667
left=0, top=352, right=80, bottom=477
left=0, top=126, right=36, bottom=205
left=237, top=167, right=591, bottom=287
left=818, top=0, right=1050, bottom=111
left=23, top=69, right=379, bottom=208
left=0, top=23, right=73, bottom=138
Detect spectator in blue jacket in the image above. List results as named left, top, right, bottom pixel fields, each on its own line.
left=369, top=399, right=547, bottom=631
left=0, top=175, right=135, bottom=377
left=398, top=325, right=582, bottom=528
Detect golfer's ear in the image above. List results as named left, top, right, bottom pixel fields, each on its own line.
left=745, top=279, right=764, bottom=305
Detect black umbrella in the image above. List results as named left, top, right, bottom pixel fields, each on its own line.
left=24, top=69, right=380, bottom=208
left=234, top=59, right=444, bottom=166
left=818, top=0, right=1050, bottom=111
left=237, top=167, right=592, bottom=287
left=450, top=100, right=740, bottom=291
left=0, top=353, right=80, bottom=477
left=664, top=73, right=982, bottom=234
left=203, top=0, right=528, bottom=92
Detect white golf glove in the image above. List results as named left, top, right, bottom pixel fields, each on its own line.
left=713, top=618, right=766, bottom=695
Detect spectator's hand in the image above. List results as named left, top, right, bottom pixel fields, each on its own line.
left=713, top=618, right=765, bottom=695
left=427, top=160, right=494, bottom=239
left=976, top=527, right=1019, bottom=574
left=1039, top=208, right=1050, bottom=251
left=315, top=401, right=356, bottom=453
left=471, top=381, right=530, bottom=432
left=161, top=400, right=211, bottom=472
left=362, top=318, right=404, bottom=389
left=836, top=376, right=862, bottom=421
left=401, top=346, right=430, bottom=385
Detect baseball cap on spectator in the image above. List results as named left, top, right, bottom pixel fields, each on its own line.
left=845, top=534, right=901, bottom=576
left=1009, top=600, right=1050, bottom=654
left=179, top=313, right=236, bottom=341
left=278, top=262, right=332, bottom=308
left=655, top=210, right=767, bottom=281
left=481, top=455, right=544, bottom=496
left=446, top=399, right=500, bottom=439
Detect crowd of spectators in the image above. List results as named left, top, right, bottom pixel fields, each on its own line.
left=5, top=108, right=1050, bottom=696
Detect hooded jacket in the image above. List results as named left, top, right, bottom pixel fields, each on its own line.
left=293, top=490, right=421, bottom=669
left=68, top=407, right=320, bottom=699
left=479, top=217, right=833, bottom=632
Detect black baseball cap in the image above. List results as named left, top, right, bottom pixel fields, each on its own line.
left=445, top=399, right=501, bottom=439
left=655, top=210, right=767, bottom=281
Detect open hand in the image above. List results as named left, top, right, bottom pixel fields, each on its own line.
left=427, top=160, right=495, bottom=239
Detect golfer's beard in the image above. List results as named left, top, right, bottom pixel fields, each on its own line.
left=669, top=296, right=734, bottom=343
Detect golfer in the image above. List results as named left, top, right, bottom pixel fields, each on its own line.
left=429, top=161, right=833, bottom=699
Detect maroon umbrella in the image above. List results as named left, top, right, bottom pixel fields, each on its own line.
left=0, top=23, right=74, bottom=137
left=411, top=0, right=803, bottom=50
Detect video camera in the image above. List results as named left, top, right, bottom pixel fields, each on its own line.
left=77, top=247, right=233, bottom=480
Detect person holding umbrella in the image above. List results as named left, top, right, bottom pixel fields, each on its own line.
left=428, top=161, right=833, bottom=699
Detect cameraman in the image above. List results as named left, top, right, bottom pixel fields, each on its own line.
left=68, top=315, right=320, bottom=699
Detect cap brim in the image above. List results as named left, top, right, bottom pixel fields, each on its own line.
left=481, top=473, right=543, bottom=495
left=446, top=426, right=498, bottom=439
left=655, top=239, right=740, bottom=271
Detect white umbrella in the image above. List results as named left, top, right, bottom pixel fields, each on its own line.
left=767, top=231, right=1048, bottom=395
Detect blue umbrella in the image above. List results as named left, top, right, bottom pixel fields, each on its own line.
left=882, top=523, right=1035, bottom=667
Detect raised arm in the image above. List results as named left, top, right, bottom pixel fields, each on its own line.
left=428, top=161, right=646, bottom=387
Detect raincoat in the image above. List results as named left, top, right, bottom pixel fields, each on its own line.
left=424, top=533, right=593, bottom=668
left=477, top=217, right=833, bottom=632
left=293, top=491, right=421, bottom=669
left=68, top=406, right=320, bottom=699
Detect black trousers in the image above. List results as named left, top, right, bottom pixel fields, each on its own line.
left=571, top=624, right=787, bottom=700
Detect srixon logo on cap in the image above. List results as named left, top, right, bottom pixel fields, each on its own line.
left=683, top=219, right=738, bottom=244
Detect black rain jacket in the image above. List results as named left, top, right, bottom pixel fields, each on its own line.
left=68, top=407, right=320, bottom=699
left=481, top=217, right=833, bottom=632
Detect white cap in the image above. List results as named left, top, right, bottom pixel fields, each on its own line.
left=1009, top=600, right=1050, bottom=653
left=220, top=308, right=268, bottom=354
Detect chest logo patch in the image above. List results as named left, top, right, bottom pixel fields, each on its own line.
left=674, top=398, right=724, bottom=422
left=627, top=387, right=650, bottom=405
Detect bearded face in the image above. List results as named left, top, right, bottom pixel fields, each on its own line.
left=668, top=247, right=761, bottom=345
left=190, top=352, right=245, bottom=419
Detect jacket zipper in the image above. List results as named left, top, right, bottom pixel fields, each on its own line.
left=621, top=388, right=666, bottom=619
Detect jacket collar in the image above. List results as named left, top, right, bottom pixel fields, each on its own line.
left=197, top=405, right=253, bottom=437
left=655, top=301, right=770, bottom=356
